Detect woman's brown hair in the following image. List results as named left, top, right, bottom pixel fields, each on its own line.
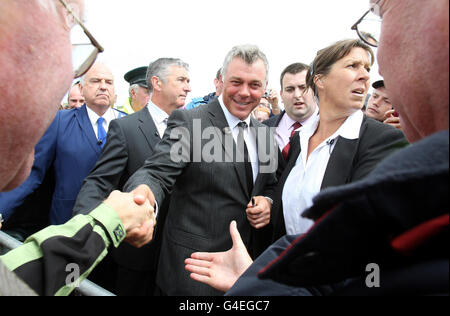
left=306, top=39, right=375, bottom=98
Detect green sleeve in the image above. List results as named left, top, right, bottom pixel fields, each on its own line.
left=0, top=203, right=125, bottom=296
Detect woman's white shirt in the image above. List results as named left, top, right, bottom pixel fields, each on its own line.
left=282, top=110, right=364, bottom=235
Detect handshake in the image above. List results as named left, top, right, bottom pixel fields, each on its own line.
left=103, top=184, right=157, bottom=248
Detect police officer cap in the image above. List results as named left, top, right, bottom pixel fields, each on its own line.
left=372, top=80, right=385, bottom=89
left=124, top=66, right=148, bottom=88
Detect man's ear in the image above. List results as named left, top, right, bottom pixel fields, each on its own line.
left=79, top=82, right=86, bottom=98
left=152, top=76, right=161, bottom=92
left=130, top=87, right=136, bottom=98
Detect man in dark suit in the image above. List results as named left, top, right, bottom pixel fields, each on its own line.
left=73, top=58, right=191, bottom=295
left=0, top=62, right=126, bottom=236
left=123, top=45, right=279, bottom=296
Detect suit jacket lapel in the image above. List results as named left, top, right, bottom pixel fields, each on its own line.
left=321, top=117, right=369, bottom=189
left=207, top=99, right=230, bottom=143
left=138, top=106, right=161, bottom=150
left=321, top=136, right=359, bottom=189
left=281, top=126, right=360, bottom=190
left=283, top=131, right=301, bottom=177
left=275, top=111, right=285, bottom=127
left=207, top=99, right=250, bottom=197
left=75, top=105, right=102, bottom=155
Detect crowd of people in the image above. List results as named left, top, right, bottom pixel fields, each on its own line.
left=0, top=0, right=448, bottom=297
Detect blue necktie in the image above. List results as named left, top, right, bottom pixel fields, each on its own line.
left=97, top=117, right=106, bottom=149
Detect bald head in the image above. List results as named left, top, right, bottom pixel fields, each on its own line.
left=0, top=0, right=82, bottom=192
left=377, top=0, right=448, bottom=142
left=81, top=62, right=115, bottom=115
left=67, top=83, right=85, bottom=108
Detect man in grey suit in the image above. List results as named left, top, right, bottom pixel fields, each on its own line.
left=124, top=45, right=279, bottom=296
left=73, top=58, right=191, bottom=295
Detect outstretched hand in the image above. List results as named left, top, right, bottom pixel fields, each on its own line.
left=184, top=221, right=253, bottom=292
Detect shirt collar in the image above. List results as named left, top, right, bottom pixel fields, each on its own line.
left=334, top=110, right=364, bottom=140
left=303, top=109, right=364, bottom=142
left=301, top=107, right=320, bottom=128
left=282, top=106, right=320, bottom=131
left=86, top=105, right=115, bottom=126
left=147, top=100, right=169, bottom=124
left=279, top=111, right=297, bottom=130
left=218, top=95, right=252, bottom=129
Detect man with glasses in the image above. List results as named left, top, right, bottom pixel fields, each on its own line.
left=185, top=0, right=449, bottom=296
left=0, top=0, right=155, bottom=296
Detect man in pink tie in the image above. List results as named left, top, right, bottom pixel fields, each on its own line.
left=263, top=63, right=318, bottom=161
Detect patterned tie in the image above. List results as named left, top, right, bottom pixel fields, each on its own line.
left=97, top=117, right=107, bottom=149
left=282, top=121, right=302, bottom=160
left=237, top=121, right=253, bottom=194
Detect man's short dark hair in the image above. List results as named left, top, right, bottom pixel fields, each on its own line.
left=280, top=63, right=310, bottom=90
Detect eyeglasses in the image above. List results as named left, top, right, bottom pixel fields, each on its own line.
left=58, top=0, right=104, bottom=78
left=351, top=0, right=382, bottom=47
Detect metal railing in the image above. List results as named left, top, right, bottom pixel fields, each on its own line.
left=0, top=230, right=115, bottom=296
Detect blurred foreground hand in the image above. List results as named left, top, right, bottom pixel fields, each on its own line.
left=383, top=109, right=402, bottom=130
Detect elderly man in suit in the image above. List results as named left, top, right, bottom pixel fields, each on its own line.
left=73, top=58, right=191, bottom=296
left=0, top=62, right=127, bottom=234
left=123, top=44, right=279, bottom=296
